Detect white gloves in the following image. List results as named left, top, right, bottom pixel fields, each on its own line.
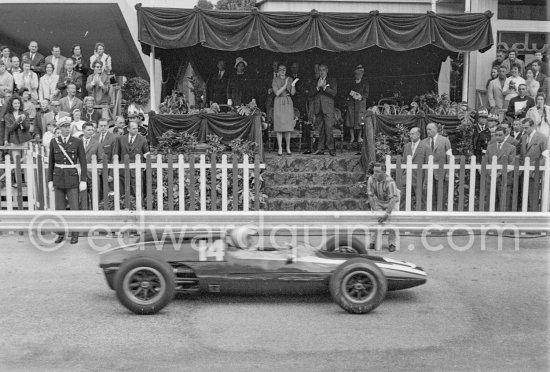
left=79, top=181, right=87, bottom=191
left=48, top=181, right=54, bottom=193
left=227, top=99, right=233, bottom=106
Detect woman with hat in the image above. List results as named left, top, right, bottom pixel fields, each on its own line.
left=272, top=63, right=296, bottom=156
left=345, top=65, right=369, bottom=144
left=227, top=57, right=254, bottom=106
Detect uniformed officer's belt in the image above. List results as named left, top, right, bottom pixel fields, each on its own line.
left=55, top=164, right=79, bottom=169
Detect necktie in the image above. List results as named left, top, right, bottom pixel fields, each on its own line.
left=218, top=71, right=222, bottom=79
left=497, top=143, right=501, bottom=152
left=85, top=139, right=89, bottom=150
left=100, top=134, right=104, bottom=144
left=130, top=136, right=134, bottom=145
left=431, top=138, right=434, bottom=152
left=31, top=53, right=34, bottom=61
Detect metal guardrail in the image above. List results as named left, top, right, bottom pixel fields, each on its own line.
left=0, top=211, right=549, bottom=233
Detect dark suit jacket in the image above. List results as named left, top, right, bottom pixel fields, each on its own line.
left=422, top=134, right=452, bottom=180
left=57, top=70, right=83, bottom=98
left=521, top=131, right=548, bottom=165
left=112, top=133, right=149, bottom=163
left=92, top=131, right=116, bottom=162
left=490, top=134, right=520, bottom=155
left=506, top=95, right=535, bottom=120
left=44, top=55, right=67, bottom=76
left=21, top=52, right=45, bottom=75
left=83, top=137, right=103, bottom=179
left=485, top=141, right=516, bottom=175
left=312, top=77, right=337, bottom=115
left=206, top=70, right=229, bottom=105
left=59, top=96, right=83, bottom=115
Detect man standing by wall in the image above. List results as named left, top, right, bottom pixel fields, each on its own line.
left=312, top=64, right=337, bottom=157
left=48, top=117, right=87, bottom=244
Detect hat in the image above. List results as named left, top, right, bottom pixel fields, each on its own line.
left=128, top=112, right=144, bottom=120
left=57, top=116, right=72, bottom=127
left=354, top=64, right=364, bottom=72
left=234, top=57, right=248, bottom=69
left=477, top=108, right=488, bottom=117
left=487, top=113, right=499, bottom=121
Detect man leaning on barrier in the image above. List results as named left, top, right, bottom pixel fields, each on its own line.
left=366, top=163, right=400, bottom=252
left=48, top=117, right=87, bottom=244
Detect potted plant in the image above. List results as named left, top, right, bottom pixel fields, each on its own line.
left=122, top=77, right=150, bottom=115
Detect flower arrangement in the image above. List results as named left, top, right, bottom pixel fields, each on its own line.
left=122, top=77, right=150, bottom=107
left=159, top=91, right=188, bottom=115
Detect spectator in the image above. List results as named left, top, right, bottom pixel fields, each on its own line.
left=422, top=122, right=452, bottom=210
left=488, top=65, right=507, bottom=114
left=542, top=77, right=550, bottom=106
left=312, top=64, right=338, bottom=157
left=70, top=44, right=88, bottom=77
left=9, top=56, right=22, bottom=75
left=526, top=93, right=550, bottom=139
left=520, top=118, right=549, bottom=211
left=206, top=59, right=229, bottom=106
left=511, top=118, right=524, bottom=142
left=89, top=42, right=112, bottom=75
left=492, top=50, right=506, bottom=69
left=485, top=125, right=516, bottom=211
left=272, top=63, right=296, bottom=156
left=506, top=84, right=535, bottom=121
left=19, top=88, right=36, bottom=128
left=49, top=99, right=70, bottom=123
left=86, top=61, right=110, bottom=105
left=59, top=83, right=83, bottom=115
left=530, top=60, right=546, bottom=86
left=502, top=64, right=526, bottom=102
left=0, top=46, right=12, bottom=70
left=70, top=109, right=86, bottom=138
left=487, top=112, right=499, bottom=138
left=501, top=49, right=525, bottom=76
left=485, top=67, right=498, bottom=90
left=57, top=58, right=83, bottom=98
left=4, top=96, right=30, bottom=162
left=526, top=52, right=548, bottom=75
left=39, top=62, right=59, bottom=101
left=48, top=117, right=87, bottom=244
left=21, top=41, right=45, bottom=76
left=113, top=126, right=124, bottom=136
left=289, top=61, right=307, bottom=133
left=525, top=68, right=540, bottom=99
left=0, top=62, right=14, bottom=100
left=227, top=57, right=253, bottom=106
left=345, top=64, right=368, bottom=144
left=34, top=98, right=54, bottom=141
left=42, top=122, right=56, bottom=157
left=16, top=61, right=39, bottom=102
left=472, top=108, right=491, bottom=161
left=80, top=122, right=103, bottom=209
left=45, top=45, right=67, bottom=76
left=82, top=96, right=101, bottom=123
left=366, top=162, right=400, bottom=252
left=491, top=119, right=520, bottom=155
left=401, top=127, right=431, bottom=210
left=93, top=118, right=116, bottom=198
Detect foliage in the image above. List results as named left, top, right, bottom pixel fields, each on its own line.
left=236, top=99, right=260, bottom=116
left=153, top=130, right=198, bottom=155
left=205, top=134, right=227, bottom=161
left=230, top=138, right=258, bottom=161
left=122, top=77, right=150, bottom=107
left=197, top=0, right=214, bottom=9
left=216, top=0, right=256, bottom=10
left=159, top=91, right=188, bottom=115
left=454, top=108, right=475, bottom=157
left=389, top=124, right=409, bottom=156
left=372, top=91, right=460, bottom=116
left=99, top=194, right=137, bottom=211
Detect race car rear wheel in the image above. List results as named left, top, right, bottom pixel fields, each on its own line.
left=324, top=235, right=368, bottom=254
left=114, top=257, right=176, bottom=315
left=330, top=258, right=387, bottom=314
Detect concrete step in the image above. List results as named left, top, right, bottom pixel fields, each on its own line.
left=266, top=197, right=369, bottom=211
left=264, top=184, right=365, bottom=199
left=263, top=171, right=365, bottom=185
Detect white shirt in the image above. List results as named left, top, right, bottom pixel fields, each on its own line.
left=411, top=140, right=419, bottom=156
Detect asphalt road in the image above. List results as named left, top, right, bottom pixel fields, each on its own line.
left=0, top=233, right=548, bottom=371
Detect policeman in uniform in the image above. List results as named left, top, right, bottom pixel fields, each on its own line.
left=472, top=107, right=491, bottom=162
left=48, top=117, right=87, bottom=244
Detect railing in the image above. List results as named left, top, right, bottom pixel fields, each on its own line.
left=0, top=144, right=265, bottom=212
left=386, top=155, right=550, bottom=213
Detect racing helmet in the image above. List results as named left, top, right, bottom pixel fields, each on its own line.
left=229, top=226, right=259, bottom=249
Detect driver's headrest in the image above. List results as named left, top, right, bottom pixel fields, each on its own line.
left=228, top=226, right=258, bottom=248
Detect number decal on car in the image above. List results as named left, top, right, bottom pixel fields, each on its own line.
left=198, top=239, right=225, bottom=261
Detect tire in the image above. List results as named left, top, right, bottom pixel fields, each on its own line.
left=329, top=258, right=387, bottom=314
left=324, top=235, right=368, bottom=254
left=114, top=257, right=176, bottom=315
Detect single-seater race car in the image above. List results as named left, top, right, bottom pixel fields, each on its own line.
left=99, top=226, right=427, bottom=315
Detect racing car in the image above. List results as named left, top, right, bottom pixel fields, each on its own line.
left=99, top=227, right=427, bottom=315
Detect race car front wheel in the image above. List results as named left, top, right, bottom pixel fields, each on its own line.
left=114, top=257, right=176, bottom=315
left=324, top=235, right=368, bottom=254
left=330, top=258, right=387, bottom=314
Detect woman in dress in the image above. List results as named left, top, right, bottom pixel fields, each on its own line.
left=70, top=109, right=87, bottom=138
left=82, top=96, right=102, bottom=124
left=3, top=96, right=30, bottom=162
left=345, top=65, right=369, bottom=144
left=89, top=42, right=111, bottom=75
left=16, top=61, right=39, bottom=103
left=524, top=68, right=540, bottom=99
left=39, top=62, right=59, bottom=101
left=86, top=60, right=110, bottom=105
left=526, top=93, right=550, bottom=139
left=272, top=63, right=296, bottom=156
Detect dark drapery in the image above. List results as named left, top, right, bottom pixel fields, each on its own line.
left=148, top=112, right=264, bottom=159
left=137, top=7, right=493, bottom=54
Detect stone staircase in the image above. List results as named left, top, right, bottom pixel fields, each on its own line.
left=263, top=153, right=368, bottom=211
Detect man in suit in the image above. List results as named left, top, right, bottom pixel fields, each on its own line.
left=57, top=59, right=83, bottom=98
left=401, top=127, right=431, bottom=210
left=48, top=117, right=87, bottom=244
left=541, top=77, right=550, bottom=106
left=530, top=60, right=546, bottom=86
left=472, top=108, right=492, bottom=162
left=33, top=99, right=55, bottom=141
left=490, top=120, right=520, bottom=154
left=485, top=126, right=517, bottom=211
left=501, top=49, right=525, bottom=76
left=44, top=45, right=67, bottom=76
left=520, top=118, right=549, bottom=211
left=50, top=100, right=70, bottom=123
left=506, top=84, right=535, bottom=121
left=510, top=118, right=524, bottom=142
left=21, top=41, right=45, bottom=76
left=93, top=118, right=116, bottom=199
left=303, top=63, right=320, bottom=154
left=487, top=66, right=506, bottom=113
left=206, top=60, right=229, bottom=106
left=422, top=122, right=452, bottom=210
left=59, top=83, right=83, bottom=115
left=112, top=114, right=150, bottom=196
left=312, top=64, right=338, bottom=156
left=80, top=122, right=103, bottom=209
